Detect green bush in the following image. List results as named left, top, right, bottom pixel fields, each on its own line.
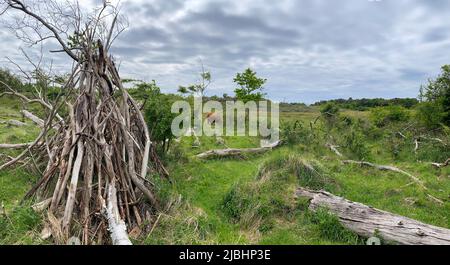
left=416, top=102, right=444, bottom=129
left=343, top=128, right=370, bottom=160
left=370, top=106, right=410, bottom=127
left=144, top=93, right=177, bottom=154
left=0, top=68, right=25, bottom=92
left=418, top=65, right=450, bottom=127
left=281, top=120, right=312, bottom=145
left=129, top=80, right=177, bottom=154
left=320, top=103, right=340, bottom=118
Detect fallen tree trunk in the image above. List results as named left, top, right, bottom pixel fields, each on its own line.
left=325, top=143, right=343, bottom=157
left=296, top=187, right=450, bottom=245
left=431, top=158, right=450, bottom=168
left=342, top=160, right=426, bottom=189
left=196, top=140, right=282, bottom=159
left=0, top=119, right=26, bottom=127
left=21, top=110, right=44, bottom=128
left=0, top=142, right=33, bottom=149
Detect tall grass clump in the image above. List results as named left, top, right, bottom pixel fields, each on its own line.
left=0, top=204, right=43, bottom=244
left=308, top=208, right=363, bottom=244
left=221, top=155, right=338, bottom=234
left=141, top=195, right=215, bottom=245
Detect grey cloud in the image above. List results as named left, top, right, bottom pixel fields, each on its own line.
left=1, top=0, right=450, bottom=103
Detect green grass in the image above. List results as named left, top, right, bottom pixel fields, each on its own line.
left=0, top=97, right=449, bottom=245
left=145, top=107, right=449, bottom=245
left=0, top=97, right=42, bottom=244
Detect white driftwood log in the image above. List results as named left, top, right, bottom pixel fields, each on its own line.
left=105, top=183, right=132, bottom=245
left=296, top=187, right=450, bottom=245
left=0, top=119, right=26, bottom=127
left=325, top=143, right=343, bottom=157
left=431, top=158, right=450, bottom=168
left=342, top=160, right=425, bottom=189
left=0, top=142, right=33, bottom=149
left=21, top=110, right=45, bottom=128
left=196, top=140, right=282, bottom=159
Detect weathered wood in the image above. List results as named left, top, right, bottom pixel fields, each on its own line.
left=21, top=110, right=44, bottom=128
left=296, top=187, right=450, bottom=245
left=2, top=0, right=168, bottom=245
left=325, top=143, right=343, bottom=157
left=0, top=119, right=26, bottom=127
left=31, top=198, right=52, bottom=213
left=61, top=136, right=84, bottom=233
left=104, top=180, right=132, bottom=245
left=196, top=140, right=282, bottom=159
left=0, top=142, right=33, bottom=149
left=342, top=160, right=425, bottom=189
left=431, top=158, right=450, bottom=168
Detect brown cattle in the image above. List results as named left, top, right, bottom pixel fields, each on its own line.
left=205, top=112, right=221, bottom=125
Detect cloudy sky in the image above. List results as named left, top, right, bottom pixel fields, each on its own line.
left=2, top=0, right=450, bottom=103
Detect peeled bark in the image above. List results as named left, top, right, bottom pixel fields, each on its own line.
left=104, top=181, right=132, bottom=245
left=296, top=187, right=450, bottom=245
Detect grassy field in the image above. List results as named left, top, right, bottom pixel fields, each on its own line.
left=138, top=106, right=449, bottom=245
left=0, top=97, right=449, bottom=245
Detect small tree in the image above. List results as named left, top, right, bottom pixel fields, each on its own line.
left=178, top=64, right=211, bottom=97
left=418, top=65, right=450, bottom=127
left=233, top=68, right=266, bottom=103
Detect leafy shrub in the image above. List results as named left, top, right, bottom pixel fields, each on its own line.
left=0, top=68, right=25, bottom=92
left=418, top=65, right=450, bottom=127
left=415, top=102, right=444, bottom=129
left=130, top=81, right=177, bottom=154
left=144, top=94, right=177, bottom=153
left=343, top=128, right=370, bottom=160
left=281, top=120, right=312, bottom=145
left=320, top=103, right=340, bottom=117
left=340, top=115, right=353, bottom=126
left=370, top=106, right=410, bottom=127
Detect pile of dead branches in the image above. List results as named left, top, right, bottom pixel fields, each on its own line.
left=0, top=0, right=168, bottom=244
